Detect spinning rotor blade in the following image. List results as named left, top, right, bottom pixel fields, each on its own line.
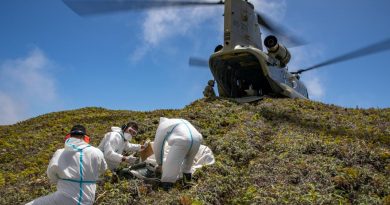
left=292, top=38, right=390, bottom=74
left=189, top=57, right=209, bottom=67
left=63, top=0, right=224, bottom=16
left=256, top=12, right=306, bottom=47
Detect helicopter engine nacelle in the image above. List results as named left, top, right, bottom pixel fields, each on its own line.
left=264, top=35, right=291, bottom=67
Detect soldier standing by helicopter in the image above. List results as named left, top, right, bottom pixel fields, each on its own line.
left=203, top=80, right=216, bottom=98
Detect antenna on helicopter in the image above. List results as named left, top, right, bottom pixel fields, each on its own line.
left=291, top=38, right=390, bottom=75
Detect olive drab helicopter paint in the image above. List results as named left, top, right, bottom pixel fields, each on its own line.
left=63, top=0, right=390, bottom=102
left=207, top=0, right=308, bottom=101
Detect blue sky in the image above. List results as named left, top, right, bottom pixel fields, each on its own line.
left=1, top=0, right=390, bottom=125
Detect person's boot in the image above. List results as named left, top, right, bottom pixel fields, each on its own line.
left=111, top=172, right=119, bottom=183
left=161, top=182, right=174, bottom=191
left=182, top=173, right=195, bottom=188
left=183, top=173, right=192, bottom=183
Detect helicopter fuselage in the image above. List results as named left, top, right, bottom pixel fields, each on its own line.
left=209, top=0, right=308, bottom=99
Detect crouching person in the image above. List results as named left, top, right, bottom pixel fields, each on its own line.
left=153, top=117, right=203, bottom=191
left=26, top=125, right=107, bottom=205
left=98, top=121, right=145, bottom=179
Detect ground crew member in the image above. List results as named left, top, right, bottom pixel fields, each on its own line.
left=26, top=125, right=107, bottom=205
left=203, top=80, right=216, bottom=98
left=153, top=117, right=203, bottom=190
left=98, top=121, right=145, bottom=178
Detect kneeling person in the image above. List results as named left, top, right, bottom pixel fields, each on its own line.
left=26, top=125, right=107, bottom=205
left=98, top=121, right=144, bottom=177
left=153, top=117, right=203, bottom=190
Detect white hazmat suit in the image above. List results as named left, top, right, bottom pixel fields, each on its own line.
left=98, top=127, right=141, bottom=170
left=26, top=138, right=107, bottom=205
left=153, top=118, right=203, bottom=183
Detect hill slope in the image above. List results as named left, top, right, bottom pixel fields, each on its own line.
left=0, top=98, right=389, bottom=205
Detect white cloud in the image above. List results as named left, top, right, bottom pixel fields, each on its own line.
left=251, top=0, right=287, bottom=22
left=0, top=48, right=58, bottom=125
left=141, top=1, right=220, bottom=46
left=289, top=45, right=327, bottom=100
left=130, top=0, right=287, bottom=61
left=303, top=74, right=325, bottom=99
left=0, top=91, right=25, bottom=125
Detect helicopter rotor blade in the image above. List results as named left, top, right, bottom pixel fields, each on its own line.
left=292, top=38, right=390, bottom=75
left=189, top=57, right=209, bottom=68
left=256, top=12, right=306, bottom=47
left=63, top=0, right=224, bottom=16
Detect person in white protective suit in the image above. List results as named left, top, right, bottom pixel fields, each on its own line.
left=98, top=121, right=146, bottom=178
left=26, top=125, right=107, bottom=205
left=153, top=117, right=203, bottom=190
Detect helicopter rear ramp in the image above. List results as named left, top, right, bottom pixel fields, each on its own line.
left=209, top=47, right=274, bottom=98
left=209, top=46, right=308, bottom=99
left=233, top=96, right=263, bottom=103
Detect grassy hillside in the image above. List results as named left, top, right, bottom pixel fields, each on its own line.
left=0, top=98, right=389, bottom=205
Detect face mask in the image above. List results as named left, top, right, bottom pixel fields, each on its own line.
left=124, top=133, right=132, bottom=141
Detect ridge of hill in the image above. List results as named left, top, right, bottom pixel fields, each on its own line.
left=0, top=98, right=389, bottom=204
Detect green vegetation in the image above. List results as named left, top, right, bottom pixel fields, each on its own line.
left=0, top=98, right=389, bottom=204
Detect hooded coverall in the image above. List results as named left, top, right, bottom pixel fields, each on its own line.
left=26, top=138, right=107, bottom=205
left=98, top=127, right=141, bottom=170
left=153, top=118, right=203, bottom=183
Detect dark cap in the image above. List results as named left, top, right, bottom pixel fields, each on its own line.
left=70, top=125, right=87, bottom=136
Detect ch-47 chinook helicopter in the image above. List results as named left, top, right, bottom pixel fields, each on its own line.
left=63, top=0, right=390, bottom=102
